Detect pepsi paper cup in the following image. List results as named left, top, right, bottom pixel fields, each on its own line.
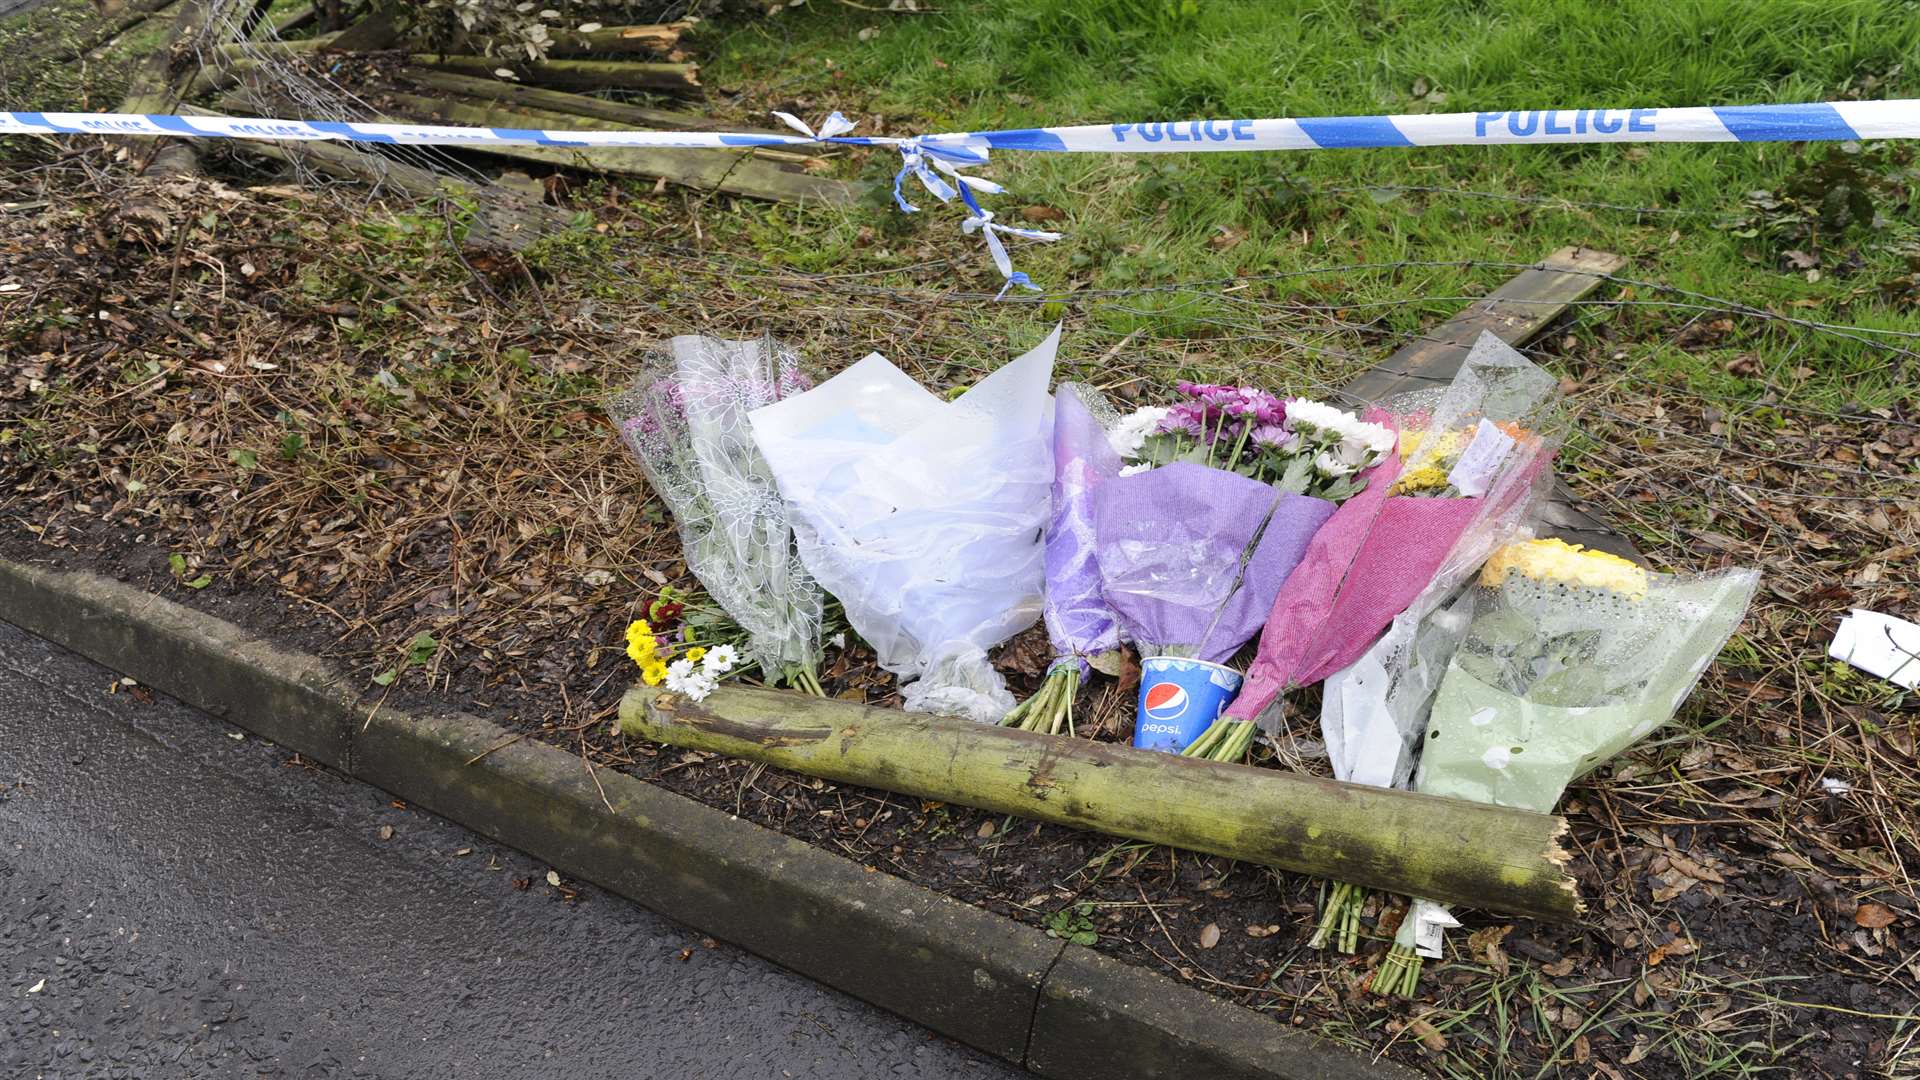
left=1133, top=657, right=1243, bottom=753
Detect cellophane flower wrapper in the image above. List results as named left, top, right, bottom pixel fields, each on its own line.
left=1318, top=336, right=1568, bottom=785
left=1042, top=384, right=1126, bottom=673
left=1414, top=565, right=1760, bottom=809
left=748, top=328, right=1059, bottom=722
left=1393, top=553, right=1759, bottom=958
left=609, top=335, right=823, bottom=682
left=1092, top=461, right=1334, bottom=663
left=1229, top=333, right=1565, bottom=728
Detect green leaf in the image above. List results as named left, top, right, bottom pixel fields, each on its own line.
left=372, top=669, right=397, bottom=686
left=406, top=631, right=439, bottom=666
left=185, top=575, right=213, bottom=590
left=228, top=448, right=258, bottom=471
left=168, top=553, right=186, bottom=578
left=1069, top=930, right=1098, bottom=946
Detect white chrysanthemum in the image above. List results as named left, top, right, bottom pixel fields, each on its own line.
left=1284, top=398, right=1361, bottom=438
left=667, top=658, right=695, bottom=679
left=1331, top=421, right=1397, bottom=469
left=702, top=644, right=739, bottom=675
left=1118, top=462, right=1154, bottom=477
left=1314, top=448, right=1352, bottom=476
left=680, top=673, right=718, bottom=702
left=1107, top=406, right=1169, bottom=459
left=1354, top=421, right=1397, bottom=456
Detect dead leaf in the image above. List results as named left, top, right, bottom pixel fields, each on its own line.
left=378, top=825, right=394, bottom=840
left=1407, top=1018, right=1447, bottom=1053
left=1647, top=938, right=1697, bottom=967
left=1021, top=205, right=1065, bottom=223
left=976, top=820, right=995, bottom=839
left=546, top=870, right=562, bottom=887
left=1198, top=922, right=1221, bottom=949
left=1856, top=902, right=1898, bottom=929
left=1467, top=924, right=1512, bottom=976
left=1245, top=923, right=1282, bottom=939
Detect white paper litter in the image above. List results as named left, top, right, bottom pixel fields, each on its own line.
left=1829, top=609, right=1920, bottom=689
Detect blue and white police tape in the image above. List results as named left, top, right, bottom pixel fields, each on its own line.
left=8, top=99, right=1917, bottom=294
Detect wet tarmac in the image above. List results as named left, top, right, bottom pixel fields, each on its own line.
left=0, top=619, right=1023, bottom=1079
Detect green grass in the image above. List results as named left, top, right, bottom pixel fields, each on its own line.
left=697, top=0, right=1920, bottom=410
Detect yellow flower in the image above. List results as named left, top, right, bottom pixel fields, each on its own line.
left=1397, top=428, right=1465, bottom=462
left=1481, top=538, right=1648, bottom=598
left=1390, top=463, right=1451, bottom=495
left=625, top=619, right=658, bottom=666
left=684, top=646, right=706, bottom=663
left=641, top=660, right=668, bottom=686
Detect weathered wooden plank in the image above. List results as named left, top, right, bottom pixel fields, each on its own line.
left=250, top=1, right=315, bottom=39
left=182, top=104, right=568, bottom=248
left=394, top=67, right=833, bottom=155
left=414, top=53, right=700, bottom=95
left=367, top=90, right=866, bottom=205
left=1337, top=246, right=1641, bottom=561
left=118, top=0, right=235, bottom=175
left=1342, top=247, right=1626, bottom=401
left=454, top=20, right=692, bottom=58
left=621, top=686, right=1580, bottom=922
left=320, top=7, right=393, bottom=50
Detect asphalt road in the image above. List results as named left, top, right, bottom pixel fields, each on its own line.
left=0, top=620, right=1024, bottom=1079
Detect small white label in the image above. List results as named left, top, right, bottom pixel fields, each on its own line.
left=1446, top=418, right=1517, bottom=497
left=1410, top=899, right=1461, bottom=959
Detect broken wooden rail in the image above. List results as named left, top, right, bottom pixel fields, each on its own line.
left=179, top=104, right=569, bottom=249
left=620, top=686, right=1581, bottom=922
left=1337, top=245, right=1641, bottom=561
left=413, top=53, right=700, bottom=95
left=458, top=21, right=693, bottom=58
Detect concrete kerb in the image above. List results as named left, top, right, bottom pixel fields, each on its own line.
left=0, top=557, right=1413, bottom=1080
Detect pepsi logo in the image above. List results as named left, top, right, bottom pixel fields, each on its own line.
left=1142, top=681, right=1190, bottom=721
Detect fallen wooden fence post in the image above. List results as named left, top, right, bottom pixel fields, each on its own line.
left=356, top=90, right=867, bottom=205
left=1339, top=245, right=1639, bottom=560
left=454, top=21, right=694, bottom=58
left=180, top=105, right=569, bottom=248
left=620, top=686, right=1581, bottom=922
left=414, top=54, right=701, bottom=95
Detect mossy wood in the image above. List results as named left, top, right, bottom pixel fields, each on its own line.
left=369, top=91, right=863, bottom=204
left=182, top=105, right=568, bottom=248
left=451, top=21, right=692, bottom=58
left=119, top=0, right=227, bottom=175
left=621, top=686, right=1580, bottom=922
left=1338, top=245, right=1639, bottom=561
left=394, top=68, right=835, bottom=155
left=414, top=54, right=700, bottom=94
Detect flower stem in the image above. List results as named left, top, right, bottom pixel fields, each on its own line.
left=1371, top=944, right=1423, bottom=997
left=1180, top=718, right=1253, bottom=762
left=786, top=664, right=826, bottom=696
left=1003, top=664, right=1081, bottom=735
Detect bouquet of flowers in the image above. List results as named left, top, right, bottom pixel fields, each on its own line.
left=1185, top=332, right=1565, bottom=774
left=748, top=328, right=1059, bottom=722
left=1093, top=381, right=1395, bottom=753
left=1371, top=538, right=1758, bottom=994
left=610, top=336, right=827, bottom=693
left=1000, top=383, right=1127, bottom=735
left=622, top=592, right=744, bottom=701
